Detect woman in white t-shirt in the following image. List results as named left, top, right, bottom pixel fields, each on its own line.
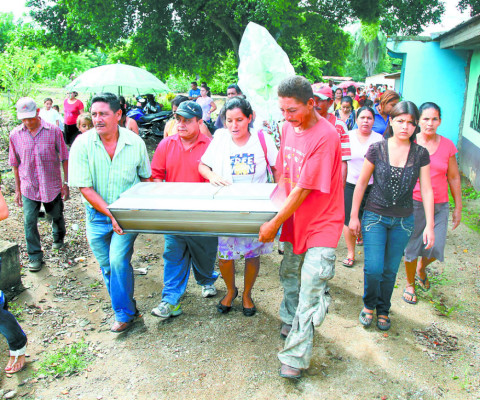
left=342, top=106, right=383, bottom=267
left=199, top=97, right=278, bottom=317
left=39, top=98, right=62, bottom=128
left=196, top=86, right=217, bottom=122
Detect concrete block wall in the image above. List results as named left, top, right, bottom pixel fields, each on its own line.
left=0, top=240, right=21, bottom=291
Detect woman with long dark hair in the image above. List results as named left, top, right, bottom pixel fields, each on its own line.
left=342, top=106, right=383, bottom=267
left=349, top=101, right=434, bottom=331
left=199, top=97, right=278, bottom=317
left=402, top=102, right=462, bottom=303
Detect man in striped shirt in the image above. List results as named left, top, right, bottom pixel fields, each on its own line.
left=311, top=84, right=351, bottom=187
left=69, top=93, right=151, bottom=333
left=9, top=97, right=69, bottom=272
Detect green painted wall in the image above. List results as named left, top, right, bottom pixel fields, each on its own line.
left=462, top=50, right=480, bottom=149
left=461, top=50, right=480, bottom=189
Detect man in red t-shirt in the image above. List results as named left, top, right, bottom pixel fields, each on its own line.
left=150, top=101, right=219, bottom=320
left=311, top=83, right=351, bottom=187
left=259, top=76, right=344, bottom=379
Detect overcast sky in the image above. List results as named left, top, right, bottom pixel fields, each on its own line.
left=0, top=0, right=473, bottom=34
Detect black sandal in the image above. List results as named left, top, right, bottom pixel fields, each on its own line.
left=377, top=316, right=391, bottom=331
left=359, top=309, right=374, bottom=326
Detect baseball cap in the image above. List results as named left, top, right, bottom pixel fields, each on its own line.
left=175, top=101, right=203, bottom=119
left=311, top=84, right=333, bottom=100
left=16, top=97, right=38, bottom=119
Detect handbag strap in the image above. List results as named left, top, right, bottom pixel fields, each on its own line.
left=257, top=130, right=273, bottom=177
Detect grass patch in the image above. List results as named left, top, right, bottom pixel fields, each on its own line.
left=8, top=302, right=25, bottom=322
left=36, top=340, right=93, bottom=378
left=89, top=281, right=102, bottom=289
left=416, top=274, right=461, bottom=317
left=449, top=180, right=480, bottom=233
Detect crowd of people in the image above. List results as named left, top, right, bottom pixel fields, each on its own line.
left=1, top=74, right=462, bottom=380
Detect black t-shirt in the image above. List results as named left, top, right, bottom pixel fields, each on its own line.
left=365, top=140, right=430, bottom=217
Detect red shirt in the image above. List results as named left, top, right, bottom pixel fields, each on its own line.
left=412, top=136, right=457, bottom=203
left=326, top=113, right=351, bottom=161
left=63, top=99, right=84, bottom=125
left=276, top=118, right=344, bottom=254
left=151, top=133, right=211, bottom=182
left=9, top=119, right=69, bottom=203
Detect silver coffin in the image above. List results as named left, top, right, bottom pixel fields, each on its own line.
left=108, top=182, right=279, bottom=236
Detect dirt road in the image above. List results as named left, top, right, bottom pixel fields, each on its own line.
left=0, top=151, right=479, bottom=399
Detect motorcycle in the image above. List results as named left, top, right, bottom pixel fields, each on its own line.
left=137, top=111, right=172, bottom=138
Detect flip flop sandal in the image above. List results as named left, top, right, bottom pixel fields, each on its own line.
left=5, top=345, right=27, bottom=374
left=342, top=257, right=355, bottom=268
left=377, top=316, right=391, bottom=331
left=416, top=275, right=430, bottom=292
left=359, top=310, right=373, bottom=326
left=402, top=287, right=417, bottom=305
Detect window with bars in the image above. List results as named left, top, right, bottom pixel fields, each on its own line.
left=470, top=75, right=480, bottom=132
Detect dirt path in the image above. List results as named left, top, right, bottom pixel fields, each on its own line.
left=0, top=146, right=479, bottom=399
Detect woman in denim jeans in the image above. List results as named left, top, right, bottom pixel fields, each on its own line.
left=349, top=101, right=435, bottom=331
left=0, top=190, right=27, bottom=373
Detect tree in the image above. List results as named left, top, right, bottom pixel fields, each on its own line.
left=0, top=12, right=17, bottom=51
left=354, top=23, right=387, bottom=77
left=379, top=0, right=445, bottom=35
left=0, top=45, right=42, bottom=105
left=26, top=0, right=446, bottom=81
left=458, top=0, right=479, bottom=15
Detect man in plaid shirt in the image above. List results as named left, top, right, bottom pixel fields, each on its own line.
left=9, top=97, right=69, bottom=272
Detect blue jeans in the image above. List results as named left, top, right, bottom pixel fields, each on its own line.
left=162, top=235, right=218, bottom=306
left=0, top=290, right=27, bottom=351
left=362, top=210, right=414, bottom=316
left=85, top=207, right=138, bottom=323
left=23, top=194, right=66, bottom=261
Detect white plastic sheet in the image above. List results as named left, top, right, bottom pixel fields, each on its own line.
left=238, top=22, right=295, bottom=126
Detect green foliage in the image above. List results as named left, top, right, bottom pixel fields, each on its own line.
left=458, top=0, right=480, bottom=15
left=156, top=94, right=173, bottom=111
left=350, top=0, right=381, bottom=24
left=379, top=0, right=445, bottom=35
left=36, top=48, right=99, bottom=81
left=279, top=12, right=350, bottom=78
left=0, top=45, right=42, bottom=105
left=89, top=281, right=101, bottom=289
left=289, top=36, right=326, bottom=82
left=207, top=50, right=239, bottom=94
left=462, top=186, right=480, bottom=200
left=26, top=0, right=96, bottom=50
left=8, top=302, right=25, bottom=322
left=0, top=12, right=16, bottom=51
left=165, top=74, right=194, bottom=94
left=36, top=340, right=93, bottom=378
left=416, top=273, right=461, bottom=317
left=360, top=21, right=381, bottom=43
left=0, top=0, right=444, bottom=97
left=449, top=182, right=480, bottom=233
left=354, top=24, right=387, bottom=77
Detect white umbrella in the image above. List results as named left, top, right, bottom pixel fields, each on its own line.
left=65, top=63, right=170, bottom=95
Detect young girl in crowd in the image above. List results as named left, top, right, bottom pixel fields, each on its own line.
left=349, top=101, right=434, bottom=331
left=39, top=98, right=61, bottom=127
left=335, top=96, right=356, bottom=130
left=76, top=113, right=93, bottom=134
